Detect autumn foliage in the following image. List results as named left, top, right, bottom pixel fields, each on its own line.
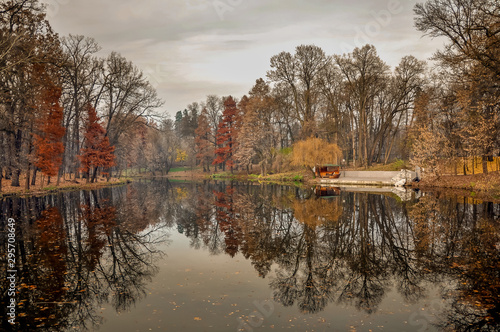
left=291, top=137, right=342, bottom=174
left=78, top=105, right=115, bottom=182
left=195, top=108, right=214, bottom=172
left=34, top=86, right=66, bottom=181
left=213, top=96, right=239, bottom=173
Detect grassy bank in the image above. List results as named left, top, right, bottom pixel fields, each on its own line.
left=0, top=176, right=132, bottom=198
left=210, top=171, right=306, bottom=185
left=413, top=171, right=500, bottom=201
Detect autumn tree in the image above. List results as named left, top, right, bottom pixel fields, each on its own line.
left=234, top=79, right=278, bottom=175
left=79, top=105, right=115, bottom=183
left=233, top=101, right=260, bottom=173
left=195, top=108, right=214, bottom=172
left=291, top=137, right=342, bottom=176
left=212, top=96, right=239, bottom=173
left=335, top=45, right=390, bottom=167
left=0, top=0, right=62, bottom=188
left=267, top=45, right=329, bottom=138
left=414, top=0, right=500, bottom=77
left=414, top=0, right=500, bottom=173
left=59, top=34, right=103, bottom=177
left=100, top=52, right=163, bottom=147
left=33, top=85, right=66, bottom=185
left=148, top=119, right=181, bottom=175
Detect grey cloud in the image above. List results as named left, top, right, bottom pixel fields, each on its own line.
left=45, top=0, right=444, bottom=116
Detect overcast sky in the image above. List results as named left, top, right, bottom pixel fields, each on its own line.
left=43, top=0, right=445, bottom=117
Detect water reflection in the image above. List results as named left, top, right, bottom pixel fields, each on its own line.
left=0, top=180, right=499, bottom=331
left=177, top=182, right=499, bottom=330
left=1, top=185, right=167, bottom=331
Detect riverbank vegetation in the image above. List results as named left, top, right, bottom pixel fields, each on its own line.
left=1, top=0, right=499, bottom=194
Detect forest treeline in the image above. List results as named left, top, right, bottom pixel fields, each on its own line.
left=1, top=0, right=499, bottom=191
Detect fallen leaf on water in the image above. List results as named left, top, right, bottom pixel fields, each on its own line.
left=194, top=317, right=202, bottom=321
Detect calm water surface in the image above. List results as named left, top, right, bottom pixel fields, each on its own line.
left=0, top=180, right=499, bottom=331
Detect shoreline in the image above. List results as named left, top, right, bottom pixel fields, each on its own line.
left=1, top=169, right=499, bottom=203
left=0, top=177, right=132, bottom=198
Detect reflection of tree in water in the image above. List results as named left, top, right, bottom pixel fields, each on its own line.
left=183, top=183, right=499, bottom=329
left=0, top=183, right=168, bottom=331
left=409, top=195, right=500, bottom=331
left=271, top=193, right=396, bottom=314
left=214, top=185, right=242, bottom=257
left=443, top=219, right=500, bottom=331
left=271, top=196, right=343, bottom=313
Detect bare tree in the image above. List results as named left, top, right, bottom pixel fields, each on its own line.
left=335, top=45, right=390, bottom=167
left=267, top=45, right=330, bottom=138
left=60, top=34, right=103, bottom=176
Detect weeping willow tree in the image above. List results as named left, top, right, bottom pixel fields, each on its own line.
left=291, top=137, right=342, bottom=176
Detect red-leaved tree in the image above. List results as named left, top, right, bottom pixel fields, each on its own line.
left=212, top=96, right=239, bottom=173
left=79, top=105, right=115, bottom=183
left=33, top=86, right=66, bottom=185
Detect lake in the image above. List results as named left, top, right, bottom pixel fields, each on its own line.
left=1, top=180, right=499, bottom=331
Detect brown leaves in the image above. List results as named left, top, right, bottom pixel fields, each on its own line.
left=78, top=104, right=116, bottom=175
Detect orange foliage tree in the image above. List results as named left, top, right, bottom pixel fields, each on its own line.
left=79, top=105, right=115, bottom=182
left=212, top=96, right=239, bottom=173
left=33, top=86, right=66, bottom=185
left=291, top=137, right=342, bottom=176
left=195, top=108, right=214, bottom=172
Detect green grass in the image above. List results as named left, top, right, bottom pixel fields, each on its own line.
left=42, top=186, right=58, bottom=191
left=211, top=172, right=237, bottom=180
left=169, top=167, right=190, bottom=173
left=209, top=171, right=304, bottom=185
left=361, top=159, right=410, bottom=171
left=248, top=174, right=259, bottom=180
left=279, top=147, right=293, bottom=155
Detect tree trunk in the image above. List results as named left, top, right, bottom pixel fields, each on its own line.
left=0, top=166, right=3, bottom=192
left=25, top=133, right=33, bottom=190
left=91, top=166, right=98, bottom=183
left=11, top=169, right=21, bottom=187
left=482, top=156, right=488, bottom=174
left=56, top=168, right=62, bottom=186
left=25, top=166, right=30, bottom=190
left=4, top=167, right=11, bottom=180
left=31, top=167, right=38, bottom=186
left=352, top=136, right=356, bottom=169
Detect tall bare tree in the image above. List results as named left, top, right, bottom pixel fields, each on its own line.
left=335, top=45, right=390, bottom=167
left=267, top=45, right=329, bottom=138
